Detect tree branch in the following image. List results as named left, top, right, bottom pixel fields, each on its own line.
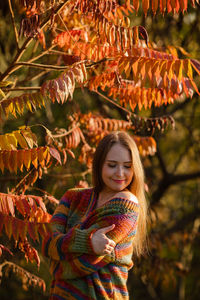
left=0, top=0, right=68, bottom=81
left=155, top=145, right=168, bottom=176
left=46, top=169, right=91, bottom=179
left=13, top=61, right=68, bottom=70
left=2, top=86, right=40, bottom=91
left=151, top=171, right=200, bottom=206
left=94, top=89, right=132, bottom=116
left=8, top=0, right=19, bottom=50
left=166, top=208, right=200, bottom=235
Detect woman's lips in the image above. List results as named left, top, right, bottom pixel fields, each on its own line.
left=113, top=179, right=125, bottom=184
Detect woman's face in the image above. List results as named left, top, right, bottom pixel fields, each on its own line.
left=101, top=143, right=134, bottom=193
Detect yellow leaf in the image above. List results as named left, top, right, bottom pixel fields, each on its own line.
left=9, top=150, right=18, bottom=174
left=17, top=150, right=24, bottom=172
left=167, top=60, right=175, bottom=81
left=24, top=95, right=33, bottom=112
left=167, top=45, right=178, bottom=58
left=15, top=98, right=24, bottom=115
left=24, top=149, right=31, bottom=170
left=0, top=89, right=6, bottom=98
left=118, top=58, right=126, bottom=74
left=0, top=80, right=13, bottom=88
left=38, top=147, right=46, bottom=167
left=4, top=151, right=11, bottom=172
left=178, top=60, right=183, bottom=81
left=0, top=151, right=4, bottom=173
left=0, top=135, right=12, bottom=150
left=3, top=101, right=12, bottom=117
left=43, top=147, right=49, bottom=160
left=160, top=60, right=167, bottom=78
left=20, top=129, right=37, bottom=149
left=14, top=131, right=28, bottom=149
left=151, top=59, right=160, bottom=80
left=6, top=134, right=18, bottom=150
left=174, top=59, right=181, bottom=79
left=31, top=148, right=38, bottom=169
left=6, top=101, right=16, bottom=117
left=177, top=46, right=190, bottom=57
left=183, top=59, right=193, bottom=79
left=131, top=58, right=140, bottom=80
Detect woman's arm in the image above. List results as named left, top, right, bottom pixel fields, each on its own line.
left=42, top=190, right=98, bottom=260
left=56, top=196, right=139, bottom=279
left=42, top=190, right=115, bottom=260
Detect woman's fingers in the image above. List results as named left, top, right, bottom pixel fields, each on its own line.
left=98, top=224, right=115, bottom=234
left=103, top=245, right=114, bottom=254
left=108, top=239, right=116, bottom=248
left=91, top=226, right=116, bottom=255
left=103, top=240, right=115, bottom=254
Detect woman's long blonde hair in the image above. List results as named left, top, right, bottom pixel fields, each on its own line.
left=92, top=131, right=148, bottom=256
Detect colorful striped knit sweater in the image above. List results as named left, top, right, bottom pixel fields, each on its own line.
left=42, top=188, right=139, bottom=300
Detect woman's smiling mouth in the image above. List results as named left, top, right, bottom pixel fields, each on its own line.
left=113, top=179, right=125, bottom=184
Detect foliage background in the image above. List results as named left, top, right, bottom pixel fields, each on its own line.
left=0, top=1, right=200, bottom=299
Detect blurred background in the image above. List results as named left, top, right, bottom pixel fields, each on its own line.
left=0, top=1, right=200, bottom=299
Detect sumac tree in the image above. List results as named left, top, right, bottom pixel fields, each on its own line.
left=0, top=0, right=199, bottom=298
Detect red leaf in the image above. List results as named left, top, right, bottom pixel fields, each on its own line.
left=6, top=196, right=15, bottom=217
left=28, top=222, right=39, bottom=242
left=0, top=244, right=13, bottom=256
left=18, top=219, right=27, bottom=241
left=38, top=223, right=51, bottom=238
left=190, top=59, right=200, bottom=76
left=12, top=217, right=19, bottom=240
left=5, top=215, right=12, bottom=239
left=34, top=196, right=46, bottom=212
left=0, top=213, right=5, bottom=233
left=21, top=196, right=31, bottom=216
left=49, top=147, right=62, bottom=164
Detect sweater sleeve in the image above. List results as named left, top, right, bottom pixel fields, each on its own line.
left=59, top=198, right=139, bottom=279
left=42, top=190, right=97, bottom=260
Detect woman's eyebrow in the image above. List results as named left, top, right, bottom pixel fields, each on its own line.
left=107, top=160, right=132, bottom=163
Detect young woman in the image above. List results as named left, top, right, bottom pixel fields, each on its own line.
left=42, top=131, right=148, bottom=300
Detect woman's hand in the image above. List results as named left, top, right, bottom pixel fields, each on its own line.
left=91, top=224, right=116, bottom=255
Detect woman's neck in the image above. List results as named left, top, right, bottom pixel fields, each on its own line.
left=96, top=190, right=117, bottom=209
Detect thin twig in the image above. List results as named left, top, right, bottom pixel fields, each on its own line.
left=18, top=70, right=49, bottom=84
left=8, top=0, right=19, bottom=50
left=57, top=12, right=89, bottom=59
left=94, top=89, right=174, bottom=122
left=94, top=89, right=133, bottom=116
left=2, top=86, right=40, bottom=92
left=28, top=45, right=55, bottom=63
left=52, top=125, right=80, bottom=138
left=46, top=169, right=91, bottom=179
left=0, top=1, right=69, bottom=81
left=27, top=186, right=59, bottom=198
left=50, top=49, right=71, bottom=56
left=11, top=168, right=35, bottom=194
left=13, top=61, right=68, bottom=70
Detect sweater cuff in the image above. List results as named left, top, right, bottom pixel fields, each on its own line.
left=71, top=228, right=99, bottom=255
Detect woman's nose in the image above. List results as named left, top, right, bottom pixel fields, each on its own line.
left=116, top=166, right=123, bottom=177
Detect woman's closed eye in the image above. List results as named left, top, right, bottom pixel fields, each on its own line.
left=124, top=165, right=131, bottom=169
left=108, top=164, right=116, bottom=168
left=107, top=163, right=132, bottom=169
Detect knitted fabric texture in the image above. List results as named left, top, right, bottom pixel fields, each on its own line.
left=42, top=188, right=139, bottom=300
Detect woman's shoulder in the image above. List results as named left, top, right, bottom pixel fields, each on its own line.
left=61, top=187, right=93, bottom=202
left=64, top=187, right=93, bottom=195
left=111, top=191, right=138, bottom=204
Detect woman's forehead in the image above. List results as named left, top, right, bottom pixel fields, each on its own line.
left=105, top=143, right=131, bottom=161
